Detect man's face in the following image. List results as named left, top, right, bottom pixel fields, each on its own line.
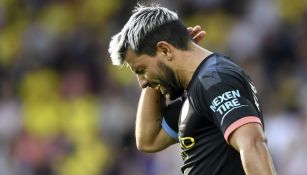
left=125, top=49, right=184, bottom=100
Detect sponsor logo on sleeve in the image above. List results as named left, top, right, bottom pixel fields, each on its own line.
left=210, top=90, right=247, bottom=124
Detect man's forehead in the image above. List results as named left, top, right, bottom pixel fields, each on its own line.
left=125, top=49, right=138, bottom=64
left=125, top=49, right=143, bottom=68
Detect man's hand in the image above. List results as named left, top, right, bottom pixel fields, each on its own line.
left=187, top=25, right=206, bottom=44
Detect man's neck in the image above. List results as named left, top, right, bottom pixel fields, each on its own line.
left=175, top=42, right=213, bottom=89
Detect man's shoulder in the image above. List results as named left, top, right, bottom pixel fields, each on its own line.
left=193, top=53, right=242, bottom=90
left=198, top=53, right=241, bottom=74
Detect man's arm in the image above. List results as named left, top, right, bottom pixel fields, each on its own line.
left=229, top=123, right=277, bottom=175
left=135, top=88, right=176, bottom=152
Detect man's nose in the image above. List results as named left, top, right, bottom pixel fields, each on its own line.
left=137, top=75, right=148, bottom=88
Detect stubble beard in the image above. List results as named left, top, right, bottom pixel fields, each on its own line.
left=158, top=62, right=184, bottom=100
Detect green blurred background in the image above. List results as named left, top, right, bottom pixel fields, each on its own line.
left=0, top=0, right=307, bottom=174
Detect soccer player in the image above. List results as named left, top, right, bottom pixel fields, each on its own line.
left=108, top=4, right=277, bottom=175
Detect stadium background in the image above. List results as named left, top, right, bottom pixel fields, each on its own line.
left=0, top=0, right=306, bottom=174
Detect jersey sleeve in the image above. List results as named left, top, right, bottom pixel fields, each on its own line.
left=161, top=98, right=183, bottom=142
left=198, top=71, right=263, bottom=144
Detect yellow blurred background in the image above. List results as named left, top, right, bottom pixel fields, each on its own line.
left=0, top=0, right=306, bottom=174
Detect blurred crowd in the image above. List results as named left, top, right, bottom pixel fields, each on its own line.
left=0, top=0, right=306, bottom=174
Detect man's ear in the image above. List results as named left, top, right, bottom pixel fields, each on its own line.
left=156, top=41, right=173, bottom=60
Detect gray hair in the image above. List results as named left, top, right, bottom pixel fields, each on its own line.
left=108, top=4, right=179, bottom=66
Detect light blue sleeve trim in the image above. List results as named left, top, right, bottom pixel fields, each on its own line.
left=162, top=118, right=179, bottom=142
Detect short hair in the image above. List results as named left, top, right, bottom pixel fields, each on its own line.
left=108, top=4, right=190, bottom=66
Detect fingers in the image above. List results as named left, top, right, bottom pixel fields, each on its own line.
left=188, top=25, right=201, bottom=36
left=187, top=27, right=193, bottom=34
left=192, top=30, right=206, bottom=44
left=187, top=25, right=206, bottom=44
left=192, top=25, right=201, bottom=34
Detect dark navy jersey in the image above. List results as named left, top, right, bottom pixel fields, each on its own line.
left=162, top=53, right=263, bottom=175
